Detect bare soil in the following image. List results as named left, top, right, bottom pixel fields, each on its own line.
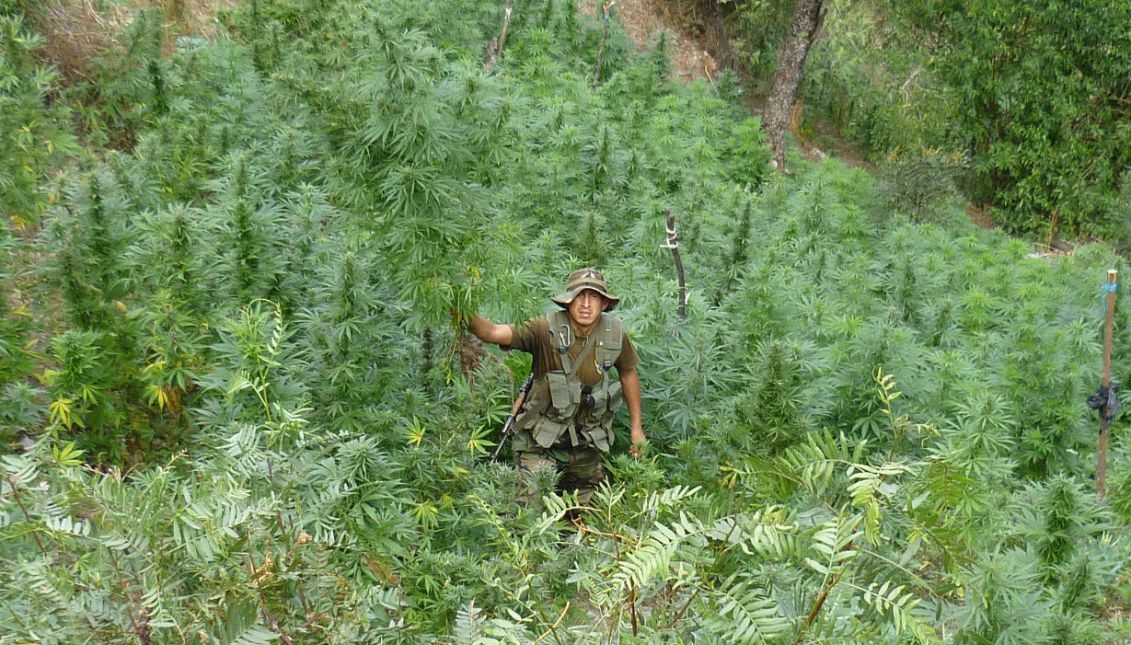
left=578, top=0, right=718, bottom=83
left=34, top=0, right=236, bottom=81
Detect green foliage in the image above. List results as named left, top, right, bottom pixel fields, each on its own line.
left=729, top=0, right=1130, bottom=237
left=3, top=0, right=1130, bottom=641
left=1110, top=169, right=1131, bottom=258
left=0, top=219, right=39, bottom=452
left=72, top=8, right=169, bottom=149
left=904, top=0, right=1131, bottom=236
left=875, top=148, right=964, bottom=223
left=0, top=16, right=76, bottom=228
left=724, top=117, right=773, bottom=188
left=953, top=548, right=1053, bottom=645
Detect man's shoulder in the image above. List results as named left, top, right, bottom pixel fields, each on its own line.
left=510, top=313, right=553, bottom=350
left=528, top=313, right=554, bottom=332
left=599, top=312, right=627, bottom=337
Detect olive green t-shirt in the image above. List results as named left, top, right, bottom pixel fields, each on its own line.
left=505, top=314, right=639, bottom=387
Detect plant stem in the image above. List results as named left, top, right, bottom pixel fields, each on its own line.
left=109, top=551, right=151, bottom=645
left=628, top=581, right=639, bottom=636
left=7, top=475, right=47, bottom=556
left=1097, top=268, right=1117, bottom=498
left=794, top=571, right=840, bottom=645
left=593, top=3, right=612, bottom=84
left=247, top=551, right=293, bottom=644
left=535, top=601, right=571, bottom=644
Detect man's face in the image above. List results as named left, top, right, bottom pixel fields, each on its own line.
left=568, top=289, right=607, bottom=327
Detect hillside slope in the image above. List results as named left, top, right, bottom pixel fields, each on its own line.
left=2, top=1, right=1130, bottom=642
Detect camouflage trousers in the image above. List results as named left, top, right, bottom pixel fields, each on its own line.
left=512, top=428, right=606, bottom=508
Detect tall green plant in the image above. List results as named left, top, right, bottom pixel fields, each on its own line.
left=0, top=16, right=76, bottom=229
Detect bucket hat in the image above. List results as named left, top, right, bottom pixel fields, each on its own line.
left=552, top=268, right=620, bottom=311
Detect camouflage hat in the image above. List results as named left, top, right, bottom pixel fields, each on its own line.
left=552, top=268, right=620, bottom=311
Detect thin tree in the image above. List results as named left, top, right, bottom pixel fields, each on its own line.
left=762, top=0, right=825, bottom=172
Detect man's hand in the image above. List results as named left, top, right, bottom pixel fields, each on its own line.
left=629, top=436, right=647, bottom=459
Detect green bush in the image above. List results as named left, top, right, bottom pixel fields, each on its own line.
left=0, top=16, right=76, bottom=228
left=875, top=148, right=964, bottom=223
left=724, top=117, right=772, bottom=188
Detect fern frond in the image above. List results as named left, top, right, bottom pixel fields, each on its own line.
left=846, top=462, right=912, bottom=543
left=705, top=576, right=791, bottom=644
left=43, top=515, right=91, bottom=537
left=641, top=484, right=702, bottom=514
left=229, top=624, right=278, bottom=645
left=453, top=599, right=532, bottom=644
left=846, top=580, right=940, bottom=644
left=535, top=493, right=570, bottom=535
left=612, top=514, right=704, bottom=591
left=739, top=507, right=798, bottom=558
left=773, top=431, right=855, bottom=496
left=805, top=515, right=862, bottom=576
left=2, top=454, right=39, bottom=485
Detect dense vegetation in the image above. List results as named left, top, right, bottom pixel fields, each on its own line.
left=3, top=0, right=1131, bottom=642
left=718, top=0, right=1131, bottom=239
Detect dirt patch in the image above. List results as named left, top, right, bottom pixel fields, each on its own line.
left=578, top=0, right=717, bottom=83
left=965, top=203, right=995, bottom=230
left=33, top=1, right=126, bottom=82
left=32, top=0, right=236, bottom=82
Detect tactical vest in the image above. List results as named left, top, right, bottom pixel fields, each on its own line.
left=515, top=310, right=623, bottom=452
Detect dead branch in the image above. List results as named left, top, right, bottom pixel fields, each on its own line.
left=497, top=1, right=514, bottom=58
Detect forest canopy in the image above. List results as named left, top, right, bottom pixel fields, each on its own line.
left=2, top=0, right=1131, bottom=642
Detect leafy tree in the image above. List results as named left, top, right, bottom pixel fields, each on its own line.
left=900, top=0, right=1131, bottom=236
left=762, top=0, right=826, bottom=171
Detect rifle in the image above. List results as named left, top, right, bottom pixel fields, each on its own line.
left=492, top=374, right=535, bottom=462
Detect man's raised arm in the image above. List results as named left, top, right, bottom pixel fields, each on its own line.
left=468, top=314, right=513, bottom=347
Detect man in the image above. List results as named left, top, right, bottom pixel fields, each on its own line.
left=469, top=268, right=646, bottom=505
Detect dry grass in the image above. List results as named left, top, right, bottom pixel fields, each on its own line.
left=33, top=1, right=127, bottom=82
left=965, top=203, right=995, bottom=230
left=31, top=0, right=237, bottom=82
left=577, top=0, right=718, bottom=83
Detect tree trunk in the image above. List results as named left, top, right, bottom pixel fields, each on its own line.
left=764, top=0, right=824, bottom=172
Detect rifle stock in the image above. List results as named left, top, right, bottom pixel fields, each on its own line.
left=492, top=374, right=535, bottom=462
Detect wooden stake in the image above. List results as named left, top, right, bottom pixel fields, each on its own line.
left=497, top=1, right=514, bottom=59
left=484, top=1, right=514, bottom=67
left=664, top=210, right=687, bottom=319
left=1098, top=268, right=1117, bottom=498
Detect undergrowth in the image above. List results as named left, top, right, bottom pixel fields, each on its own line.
left=2, top=0, right=1130, bottom=642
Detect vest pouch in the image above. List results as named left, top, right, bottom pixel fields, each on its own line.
left=532, top=372, right=579, bottom=448
left=515, top=378, right=551, bottom=430
left=545, top=372, right=579, bottom=418
left=579, top=379, right=621, bottom=452
left=532, top=417, right=570, bottom=448
left=602, top=379, right=623, bottom=417
left=582, top=425, right=611, bottom=452
left=596, top=333, right=622, bottom=373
